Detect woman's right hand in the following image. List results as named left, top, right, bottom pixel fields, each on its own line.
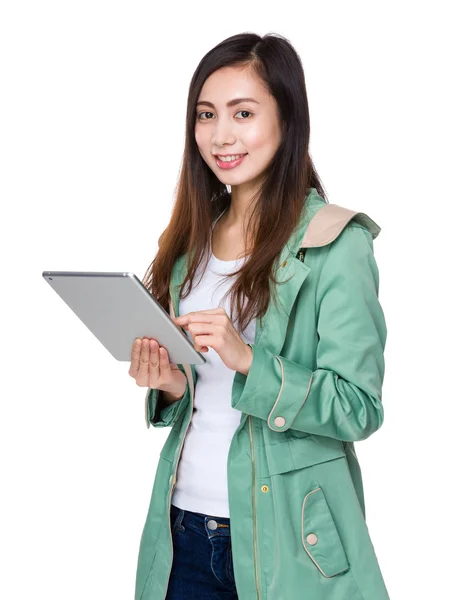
left=128, top=337, right=187, bottom=401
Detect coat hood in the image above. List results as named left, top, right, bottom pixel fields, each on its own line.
left=290, top=188, right=381, bottom=253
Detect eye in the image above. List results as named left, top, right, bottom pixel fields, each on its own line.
left=235, top=110, right=252, bottom=119
left=196, top=110, right=253, bottom=120
left=197, top=111, right=214, bottom=120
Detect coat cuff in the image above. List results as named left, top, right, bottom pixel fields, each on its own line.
left=232, top=344, right=313, bottom=431
left=145, top=382, right=188, bottom=429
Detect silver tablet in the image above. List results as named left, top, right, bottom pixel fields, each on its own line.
left=42, top=271, right=207, bottom=364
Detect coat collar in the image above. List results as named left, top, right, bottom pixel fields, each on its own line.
left=168, top=187, right=381, bottom=372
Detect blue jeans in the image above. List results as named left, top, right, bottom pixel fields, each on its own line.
left=166, top=503, right=239, bottom=599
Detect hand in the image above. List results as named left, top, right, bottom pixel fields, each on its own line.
left=128, top=337, right=187, bottom=398
left=172, top=308, right=253, bottom=375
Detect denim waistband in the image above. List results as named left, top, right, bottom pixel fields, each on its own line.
left=171, top=503, right=231, bottom=537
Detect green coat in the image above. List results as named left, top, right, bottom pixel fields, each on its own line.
left=135, top=187, right=390, bottom=600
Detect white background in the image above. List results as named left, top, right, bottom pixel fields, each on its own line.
left=1, top=1, right=457, bottom=598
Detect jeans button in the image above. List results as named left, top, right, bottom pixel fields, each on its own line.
left=207, top=519, right=218, bottom=530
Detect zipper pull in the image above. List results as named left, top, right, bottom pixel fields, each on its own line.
left=296, top=248, right=306, bottom=262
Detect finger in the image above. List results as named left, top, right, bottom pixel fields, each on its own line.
left=137, top=338, right=150, bottom=382
left=192, top=336, right=209, bottom=352
left=149, top=339, right=160, bottom=368
left=187, top=308, right=226, bottom=314
left=194, top=342, right=208, bottom=351
left=128, top=338, right=142, bottom=376
left=194, top=335, right=213, bottom=351
left=190, top=326, right=214, bottom=351
left=158, top=345, right=171, bottom=378
left=147, top=339, right=160, bottom=385
left=174, top=308, right=227, bottom=326
left=189, top=322, right=224, bottom=339
left=186, top=323, right=213, bottom=352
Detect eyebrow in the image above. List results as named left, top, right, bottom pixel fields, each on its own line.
left=196, top=97, right=260, bottom=109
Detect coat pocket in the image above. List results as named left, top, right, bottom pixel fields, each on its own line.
left=302, top=483, right=350, bottom=577
left=265, top=433, right=346, bottom=476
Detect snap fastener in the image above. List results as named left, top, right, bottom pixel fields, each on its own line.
left=274, top=416, right=286, bottom=427
left=281, top=260, right=287, bottom=267
left=306, top=533, right=318, bottom=545
left=207, top=519, right=218, bottom=530
left=261, top=485, right=269, bottom=493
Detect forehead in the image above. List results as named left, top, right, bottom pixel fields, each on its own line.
left=197, top=65, right=268, bottom=105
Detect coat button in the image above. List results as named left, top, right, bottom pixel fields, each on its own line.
left=274, top=416, right=286, bottom=427
left=208, top=520, right=218, bottom=530
left=281, top=260, right=287, bottom=267
left=261, top=485, right=269, bottom=493
left=306, top=533, right=318, bottom=545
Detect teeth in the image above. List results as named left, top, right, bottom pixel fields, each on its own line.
left=217, top=154, right=245, bottom=162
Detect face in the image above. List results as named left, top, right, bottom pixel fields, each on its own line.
left=194, top=65, right=282, bottom=192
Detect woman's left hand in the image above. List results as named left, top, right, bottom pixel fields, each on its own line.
left=172, top=308, right=253, bottom=376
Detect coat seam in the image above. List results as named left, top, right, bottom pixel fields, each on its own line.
left=315, top=242, right=333, bottom=309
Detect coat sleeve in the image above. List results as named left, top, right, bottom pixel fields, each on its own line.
left=145, top=377, right=190, bottom=428
left=231, top=224, right=387, bottom=442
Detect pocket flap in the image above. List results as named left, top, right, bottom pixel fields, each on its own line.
left=266, top=433, right=346, bottom=476
left=302, top=484, right=350, bottom=577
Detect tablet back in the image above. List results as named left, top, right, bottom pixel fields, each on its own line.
left=42, top=270, right=206, bottom=364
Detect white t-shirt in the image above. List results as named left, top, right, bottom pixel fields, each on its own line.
left=171, top=210, right=256, bottom=518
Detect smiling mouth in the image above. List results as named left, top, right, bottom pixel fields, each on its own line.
left=214, top=153, right=248, bottom=169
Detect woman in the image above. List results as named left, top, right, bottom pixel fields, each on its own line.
left=131, top=32, right=390, bottom=600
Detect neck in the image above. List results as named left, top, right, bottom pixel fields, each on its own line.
left=224, top=184, right=260, bottom=228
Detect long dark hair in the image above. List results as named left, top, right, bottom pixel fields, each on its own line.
left=142, top=32, right=327, bottom=334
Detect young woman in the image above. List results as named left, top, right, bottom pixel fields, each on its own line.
left=130, top=32, right=390, bottom=600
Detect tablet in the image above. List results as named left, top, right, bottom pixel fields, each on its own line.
left=42, top=271, right=207, bottom=364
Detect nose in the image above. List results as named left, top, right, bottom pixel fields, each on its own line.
left=211, top=118, right=236, bottom=148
